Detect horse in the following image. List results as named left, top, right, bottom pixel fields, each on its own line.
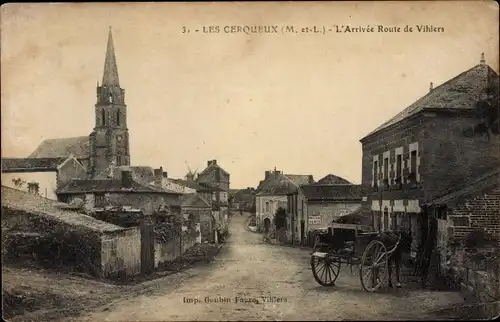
left=379, top=230, right=413, bottom=288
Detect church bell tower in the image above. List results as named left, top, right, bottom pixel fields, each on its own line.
left=89, top=27, right=130, bottom=177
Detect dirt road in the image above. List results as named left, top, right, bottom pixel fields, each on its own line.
left=80, top=215, right=466, bottom=321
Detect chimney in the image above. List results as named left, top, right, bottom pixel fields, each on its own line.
left=207, top=160, right=212, bottom=167
left=265, top=171, right=271, bottom=179
left=153, top=167, right=163, bottom=185
left=121, top=170, right=133, bottom=188
left=429, top=82, right=434, bottom=92
left=480, top=52, right=485, bottom=64
left=27, top=182, right=39, bottom=195
left=162, top=171, right=168, bottom=178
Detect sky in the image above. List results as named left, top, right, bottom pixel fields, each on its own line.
left=1, top=2, right=498, bottom=189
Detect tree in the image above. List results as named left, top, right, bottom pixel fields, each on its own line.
left=274, top=207, right=287, bottom=230
left=11, top=178, right=26, bottom=189
left=463, top=77, right=499, bottom=140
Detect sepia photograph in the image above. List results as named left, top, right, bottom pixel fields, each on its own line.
left=1, top=1, right=499, bottom=321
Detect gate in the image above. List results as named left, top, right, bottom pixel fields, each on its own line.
left=140, top=216, right=155, bottom=274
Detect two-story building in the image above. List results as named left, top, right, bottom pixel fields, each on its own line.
left=196, top=160, right=230, bottom=234
left=255, top=168, right=314, bottom=234
left=359, top=54, right=499, bottom=254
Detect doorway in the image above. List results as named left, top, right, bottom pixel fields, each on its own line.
left=264, top=218, right=271, bottom=233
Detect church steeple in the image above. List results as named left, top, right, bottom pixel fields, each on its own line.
left=102, top=27, right=120, bottom=86
left=90, top=27, right=130, bottom=178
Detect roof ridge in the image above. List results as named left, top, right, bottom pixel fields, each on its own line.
left=362, top=63, right=495, bottom=140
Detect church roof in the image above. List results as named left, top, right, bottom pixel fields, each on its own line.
left=1, top=157, right=67, bottom=172
left=28, top=136, right=90, bottom=159
left=102, top=27, right=120, bottom=86
left=361, top=62, right=499, bottom=140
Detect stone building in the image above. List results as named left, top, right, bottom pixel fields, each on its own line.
left=196, top=160, right=230, bottom=234
left=287, top=176, right=364, bottom=245
left=180, top=193, right=213, bottom=243
left=255, top=168, right=314, bottom=234
left=57, top=168, right=183, bottom=215
left=1, top=155, right=88, bottom=200
left=358, top=53, right=499, bottom=254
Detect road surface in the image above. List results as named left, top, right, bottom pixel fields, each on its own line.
left=80, top=215, right=466, bottom=321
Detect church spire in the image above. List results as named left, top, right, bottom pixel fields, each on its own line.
left=102, top=26, right=120, bottom=86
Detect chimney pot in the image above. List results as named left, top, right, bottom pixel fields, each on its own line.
left=28, top=182, right=39, bottom=195
left=480, top=52, right=486, bottom=64
left=121, top=170, right=133, bottom=188
left=429, top=82, right=434, bottom=92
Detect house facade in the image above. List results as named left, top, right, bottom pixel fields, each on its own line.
left=57, top=168, right=183, bottom=215
left=287, top=182, right=364, bottom=245
left=180, top=193, right=213, bottom=243
left=359, top=54, right=499, bottom=254
left=229, top=187, right=256, bottom=211
left=1, top=155, right=88, bottom=200
left=196, top=160, right=230, bottom=234
left=255, top=169, right=314, bottom=234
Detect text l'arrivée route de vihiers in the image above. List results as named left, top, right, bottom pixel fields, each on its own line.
left=182, top=24, right=444, bottom=34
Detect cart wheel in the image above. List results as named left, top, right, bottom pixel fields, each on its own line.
left=311, top=254, right=341, bottom=286
left=359, top=240, right=388, bottom=292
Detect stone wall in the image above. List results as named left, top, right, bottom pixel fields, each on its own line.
left=154, top=233, right=197, bottom=268
left=100, top=227, right=141, bottom=279
left=445, top=244, right=500, bottom=319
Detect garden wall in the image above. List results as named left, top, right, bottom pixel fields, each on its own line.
left=154, top=233, right=197, bottom=268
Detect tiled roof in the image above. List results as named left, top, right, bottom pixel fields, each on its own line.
left=181, top=193, right=211, bottom=208
left=28, top=136, right=90, bottom=159
left=362, top=63, right=499, bottom=140
left=300, top=184, right=363, bottom=201
left=170, top=179, right=209, bottom=191
left=58, top=179, right=163, bottom=194
left=256, top=173, right=313, bottom=196
left=316, top=174, right=351, bottom=185
left=198, top=182, right=224, bottom=191
left=1, top=157, right=67, bottom=172
left=285, top=174, right=315, bottom=186
left=231, top=188, right=255, bottom=203
left=426, top=169, right=500, bottom=206
left=199, top=162, right=229, bottom=176
left=94, top=165, right=182, bottom=194
left=1, top=186, right=124, bottom=233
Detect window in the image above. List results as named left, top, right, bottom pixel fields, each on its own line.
left=410, top=150, right=417, bottom=173
left=265, top=201, right=270, bottom=213
left=101, top=109, right=106, bottom=126
left=383, top=157, right=389, bottom=180
left=373, top=161, right=378, bottom=187
left=396, top=155, right=402, bottom=179
left=116, top=110, right=120, bottom=126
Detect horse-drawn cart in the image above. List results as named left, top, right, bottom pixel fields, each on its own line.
left=310, top=222, right=406, bottom=292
